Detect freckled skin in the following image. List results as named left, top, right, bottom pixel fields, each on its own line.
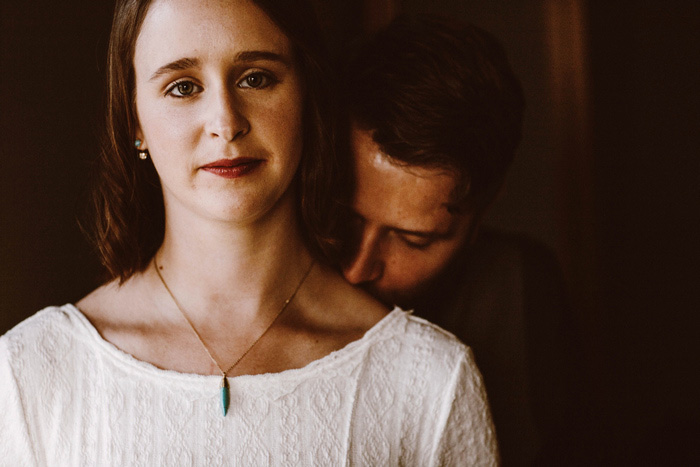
left=133, top=0, right=305, bottom=227
left=342, top=125, right=477, bottom=307
left=78, top=0, right=391, bottom=378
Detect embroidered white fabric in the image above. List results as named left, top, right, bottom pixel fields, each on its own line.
left=0, top=305, right=498, bottom=466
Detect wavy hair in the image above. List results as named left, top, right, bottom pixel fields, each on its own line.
left=84, top=0, right=345, bottom=282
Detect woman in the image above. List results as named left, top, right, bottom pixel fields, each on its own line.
left=0, top=0, right=498, bottom=464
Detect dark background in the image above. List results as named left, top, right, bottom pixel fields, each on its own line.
left=2, top=0, right=699, bottom=463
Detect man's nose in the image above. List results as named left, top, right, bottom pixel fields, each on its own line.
left=205, top=86, right=250, bottom=141
left=342, top=229, right=384, bottom=285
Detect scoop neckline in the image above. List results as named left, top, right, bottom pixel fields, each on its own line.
left=62, top=303, right=406, bottom=386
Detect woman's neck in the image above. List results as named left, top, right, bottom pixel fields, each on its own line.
left=152, top=195, right=314, bottom=325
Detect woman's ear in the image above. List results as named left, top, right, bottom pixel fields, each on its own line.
left=134, top=129, right=150, bottom=160
left=134, top=128, right=147, bottom=150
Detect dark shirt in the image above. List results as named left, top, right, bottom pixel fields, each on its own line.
left=413, top=229, right=584, bottom=466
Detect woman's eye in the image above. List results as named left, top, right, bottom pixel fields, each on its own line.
left=239, top=72, right=274, bottom=89
left=166, top=80, right=200, bottom=98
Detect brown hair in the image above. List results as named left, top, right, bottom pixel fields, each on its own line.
left=345, top=16, right=525, bottom=210
left=85, top=0, right=344, bottom=282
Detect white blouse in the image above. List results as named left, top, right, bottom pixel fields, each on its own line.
left=0, top=305, right=498, bottom=466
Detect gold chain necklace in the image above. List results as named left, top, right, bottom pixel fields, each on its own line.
left=153, top=255, right=314, bottom=416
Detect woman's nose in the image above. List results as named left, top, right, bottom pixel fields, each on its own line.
left=342, top=228, right=384, bottom=285
left=205, top=86, right=250, bottom=141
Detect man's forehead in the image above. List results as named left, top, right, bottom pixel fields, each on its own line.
left=351, top=127, right=458, bottom=233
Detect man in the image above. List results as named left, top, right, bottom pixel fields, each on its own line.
left=342, top=16, right=582, bottom=465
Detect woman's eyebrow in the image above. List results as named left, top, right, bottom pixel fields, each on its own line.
left=235, top=50, right=291, bottom=67
left=148, top=51, right=290, bottom=82
left=149, top=57, right=200, bottom=81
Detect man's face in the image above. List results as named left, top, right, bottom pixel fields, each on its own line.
left=342, top=126, right=477, bottom=307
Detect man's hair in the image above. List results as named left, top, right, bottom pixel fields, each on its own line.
left=84, top=0, right=346, bottom=282
left=346, top=15, right=525, bottom=208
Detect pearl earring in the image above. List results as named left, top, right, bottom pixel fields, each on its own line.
left=135, top=139, right=148, bottom=160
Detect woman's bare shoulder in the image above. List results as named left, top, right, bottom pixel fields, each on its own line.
left=301, top=264, right=390, bottom=333
left=77, top=280, right=128, bottom=321
left=76, top=274, right=159, bottom=334
left=76, top=280, right=117, bottom=313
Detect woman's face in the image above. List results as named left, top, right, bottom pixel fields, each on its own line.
left=133, top=0, right=304, bottom=225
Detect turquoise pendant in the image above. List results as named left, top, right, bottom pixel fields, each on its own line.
left=220, top=376, right=230, bottom=416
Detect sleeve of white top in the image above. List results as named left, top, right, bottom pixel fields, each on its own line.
left=0, top=336, right=39, bottom=467
left=431, top=347, right=500, bottom=466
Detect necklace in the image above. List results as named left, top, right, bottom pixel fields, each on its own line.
left=153, top=255, right=314, bottom=416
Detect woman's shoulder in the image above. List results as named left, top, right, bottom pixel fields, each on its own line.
left=2, top=305, right=83, bottom=342
left=351, top=309, right=494, bottom=458
left=361, top=309, right=480, bottom=382
left=0, top=305, right=91, bottom=366
left=381, top=309, right=474, bottom=358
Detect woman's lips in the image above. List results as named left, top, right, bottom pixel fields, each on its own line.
left=200, top=158, right=263, bottom=179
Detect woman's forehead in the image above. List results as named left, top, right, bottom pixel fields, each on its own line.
left=134, top=0, right=292, bottom=72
